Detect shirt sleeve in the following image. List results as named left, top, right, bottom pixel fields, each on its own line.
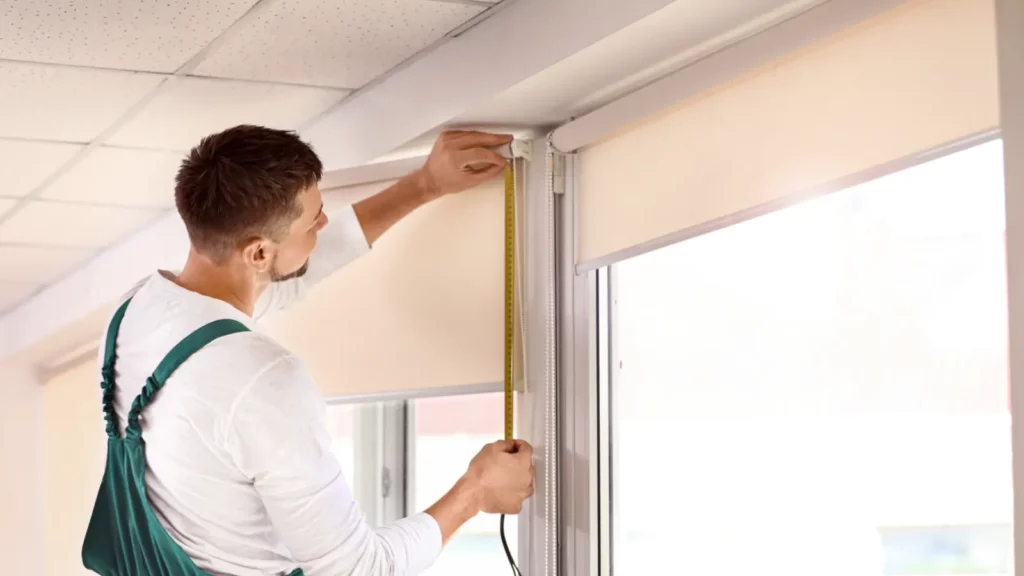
left=253, top=205, right=370, bottom=321
left=223, top=354, right=442, bottom=576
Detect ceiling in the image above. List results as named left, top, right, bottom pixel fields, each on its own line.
left=0, top=0, right=830, bottom=360
left=0, top=0, right=500, bottom=314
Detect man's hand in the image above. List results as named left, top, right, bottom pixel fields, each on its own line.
left=353, top=130, right=512, bottom=246
left=417, top=130, right=513, bottom=200
left=424, top=439, right=535, bottom=545
left=463, top=439, right=536, bottom=515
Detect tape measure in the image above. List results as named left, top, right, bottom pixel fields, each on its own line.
left=503, top=160, right=516, bottom=442
left=499, top=142, right=527, bottom=576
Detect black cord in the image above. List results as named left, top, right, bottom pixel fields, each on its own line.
left=500, top=514, right=523, bottom=576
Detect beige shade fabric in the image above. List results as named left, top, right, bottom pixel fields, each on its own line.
left=263, top=178, right=504, bottom=397
left=578, top=0, right=1000, bottom=265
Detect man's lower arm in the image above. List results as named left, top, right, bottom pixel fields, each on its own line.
left=424, top=474, right=482, bottom=546
left=352, top=170, right=434, bottom=247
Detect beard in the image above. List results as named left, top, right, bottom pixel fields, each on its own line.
left=270, top=257, right=310, bottom=282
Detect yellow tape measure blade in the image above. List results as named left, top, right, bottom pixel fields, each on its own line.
left=503, top=163, right=515, bottom=442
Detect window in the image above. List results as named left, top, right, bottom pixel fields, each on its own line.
left=325, top=403, right=356, bottom=491
left=324, top=390, right=516, bottom=573
left=603, top=140, right=1012, bottom=575
left=412, top=392, right=517, bottom=576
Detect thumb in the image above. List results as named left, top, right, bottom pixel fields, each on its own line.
left=493, top=439, right=519, bottom=453
left=468, top=162, right=506, bottom=183
left=458, top=148, right=506, bottom=172
left=512, top=439, right=533, bottom=458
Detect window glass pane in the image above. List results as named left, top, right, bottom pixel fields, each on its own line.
left=610, top=140, right=1011, bottom=576
left=412, top=392, right=517, bottom=576
left=325, top=403, right=358, bottom=501
left=324, top=400, right=405, bottom=528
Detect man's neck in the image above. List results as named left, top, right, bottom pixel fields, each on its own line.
left=172, top=249, right=267, bottom=317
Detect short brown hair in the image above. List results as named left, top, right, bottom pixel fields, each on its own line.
left=174, top=125, right=323, bottom=260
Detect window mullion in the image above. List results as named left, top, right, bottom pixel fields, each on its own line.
left=380, top=401, right=408, bottom=526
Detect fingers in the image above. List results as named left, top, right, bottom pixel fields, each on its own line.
left=457, top=162, right=505, bottom=186
left=512, top=439, right=534, bottom=459
left=493, top=439, right=518, bottom=453
left=444, top=130, right=513, bottom=149
left=492, top=439, right=534, bottom=461
left=478, top=162, right=507, bottom=180
left=421, top=130, right=512, bottom=196
left=457, top=147, right=507, bottom=172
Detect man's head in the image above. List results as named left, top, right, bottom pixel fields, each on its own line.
left=175, top=125, right=328, bottom=282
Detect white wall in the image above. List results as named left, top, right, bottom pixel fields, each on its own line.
left=43, top=358, right=104, bottom=576
left=0, top=360, right=46, bottom=573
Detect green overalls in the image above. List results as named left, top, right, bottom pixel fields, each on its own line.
left=81, top=297, right=304, bottom=576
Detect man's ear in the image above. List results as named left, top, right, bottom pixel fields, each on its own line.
left=241, top=237, right=274, bottom=275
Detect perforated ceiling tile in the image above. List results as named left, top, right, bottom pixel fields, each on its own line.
left=106, top=77, right=347, bottom=151
left=0, top=281, right=39, bottom=314
left=0, top=62, right=165, bottom=142
left=0, top=0, right=260, bottom=72
left=42, top=147, right=184, bottom=208
left=0, top=245, right=93, bottom=284
left=0, top=140, right=83, bottom=198
left=191, top=0, right=482, bottom=88
left=0, top=201, right=162, bottom=248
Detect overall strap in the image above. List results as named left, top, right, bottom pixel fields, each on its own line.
left=125, top=319, right=250, bottom=439
left=100, top=298, right=134, bottom=439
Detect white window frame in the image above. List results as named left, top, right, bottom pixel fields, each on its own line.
left=556, top=151, right=601, bottom=576
left=326, top=398, right=407, bottom=527
left=562, top=11, right=1024, bottom=563
left=325, top=381, right=507, bottom=528
left=325, top=2, right=1024, bottom=572
left=323, top=139, right=566, bottom=575
left=584, top=136, right=1022, bottom=576
left=995, top=0, right=1024, bottom=571
left=400, top=382, right=505, bottom=518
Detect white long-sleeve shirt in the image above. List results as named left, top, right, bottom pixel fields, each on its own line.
left=100, top=206, right=442, bottom=576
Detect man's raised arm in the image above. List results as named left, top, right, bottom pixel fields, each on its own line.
left=254, top=131, right=512, bottom=320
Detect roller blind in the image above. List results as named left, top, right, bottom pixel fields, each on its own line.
left=262, top=179, right=503, bottom=397
left=578, top=0, right=999, bottom=265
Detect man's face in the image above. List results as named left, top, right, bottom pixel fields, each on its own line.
left=269, top=184, right=327, bottom=282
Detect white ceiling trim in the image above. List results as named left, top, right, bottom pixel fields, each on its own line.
left=320, top=155, right=429, bottom=190
left=301, top=0, right=681, bottom=171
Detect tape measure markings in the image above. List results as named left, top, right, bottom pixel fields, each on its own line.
left=504, top=160, right=516, bottom=442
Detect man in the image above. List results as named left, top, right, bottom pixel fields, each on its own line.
left=82, top=126, right=536, bottom=576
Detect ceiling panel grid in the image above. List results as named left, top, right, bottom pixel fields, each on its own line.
left=0, top=0, right=498, bottom=314
left=191, top=0, right=484, bottom=88
left=105, top=77, right=348, bottom=151
left=0, top=0, right=262, bottom=72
